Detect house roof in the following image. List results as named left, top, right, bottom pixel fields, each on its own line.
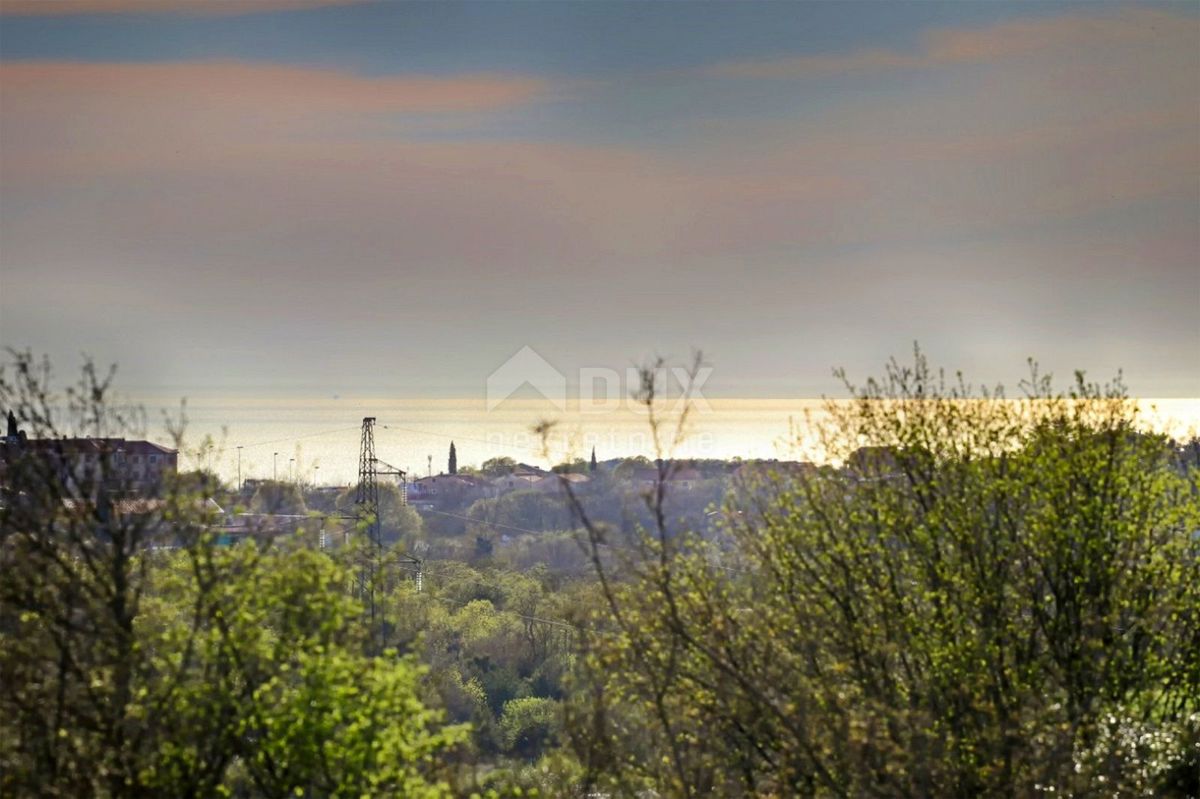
left=414, top=473, right=482, bottom=487
left=118, top=440, right=177, bottom=456
left=0, top=437, right=177, bottom=460
left=533, top=473, right=590, bottom=490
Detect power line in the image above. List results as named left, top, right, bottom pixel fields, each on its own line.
left=236, top=425, right=362, bottom=451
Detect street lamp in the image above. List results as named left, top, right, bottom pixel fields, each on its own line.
left=289, top=458, right=295, bottom=482
left=273, top=452, right=278, bottom=481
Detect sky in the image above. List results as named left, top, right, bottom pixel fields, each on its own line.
left=1, top=0, right=1197, bottom=399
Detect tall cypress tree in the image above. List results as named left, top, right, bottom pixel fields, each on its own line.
left=448, top=441, right=457, bottom=475
left=590, top=446, right=597, bottom=473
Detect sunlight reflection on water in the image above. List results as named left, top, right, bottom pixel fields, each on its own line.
left=132, top=397, right=1200, bottom=486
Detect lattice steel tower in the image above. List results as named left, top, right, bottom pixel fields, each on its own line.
left=353, top=416, right=421, bottom=647
left=356, top=416, right=382, bottom=548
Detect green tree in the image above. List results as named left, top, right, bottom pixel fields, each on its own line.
left=0, top=353, right=463, bottom=797
left=499, top=697, right=560, bottom=758
left=481, top=457, right=517, bottom=478
left=467, top=490, right=570, bottom=536
left=612, top=455, right=653, bottom=480
left=449, top=442, right=458, bottom=475
left=249, top=479, right=306, bottom=515
left=335, top=482, right=423, bottom=545
left=563, top=351, right=1200, bottom=797
left=142, top=542, right=465, bottom=797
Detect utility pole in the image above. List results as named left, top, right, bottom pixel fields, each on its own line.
left=289, top=458, right=295, bottom=482
left=236, top=446, right=243, bottom=491
left=273, top=451, right=278, bottom=482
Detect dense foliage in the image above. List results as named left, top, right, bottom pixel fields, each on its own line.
left=2, top=350, right=1197, bottom=797
left=565, top=355, right=1200, bottom=797
left=0, top=356, right=463, bottom=798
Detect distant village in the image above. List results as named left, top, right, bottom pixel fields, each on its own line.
left=5, top=407, right=1199, bottom=565
left=1, top=409, right=822, bottom=545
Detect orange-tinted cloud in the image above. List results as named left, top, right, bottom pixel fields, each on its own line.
left=707, top=7, right=1196, bottom=78
left=1, top=7, right=1197, bottom=397
left=0, top=58, right=679, bottom=270
left=1, top=60, right=549, bottom=115
left=0, top=8, right=1195, bottom=297
left=0, top=60, right=554, bottom=178
left=0, top=0, right=362, bottom=16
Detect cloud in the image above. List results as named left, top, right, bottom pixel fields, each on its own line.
left=0, top=0, right=362, bottom=16
left=2, top=10, right=1195, bottom=271
left=1, top=7, right=1196, bottom=395
left=0, top=60, right=549, bottom=116
left=2, top=4, right=1194, bottom=261
left=706, top=7, right=1196, bottom=79
left=0, top=60, right=554, bottom=177
left=0, top=60, right=679, bottom=273
left=667, top=6, right=1199, bottom=256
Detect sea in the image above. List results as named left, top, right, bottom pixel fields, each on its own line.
left=128, top=396, right=1200, bottom=488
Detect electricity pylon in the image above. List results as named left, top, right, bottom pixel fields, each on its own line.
left=356, top=417, right=381, bottom=546
left=354, top=417, right=422, bottom=649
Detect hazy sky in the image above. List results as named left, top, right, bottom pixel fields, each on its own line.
left=1, top=0, right=1197, bottom=398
